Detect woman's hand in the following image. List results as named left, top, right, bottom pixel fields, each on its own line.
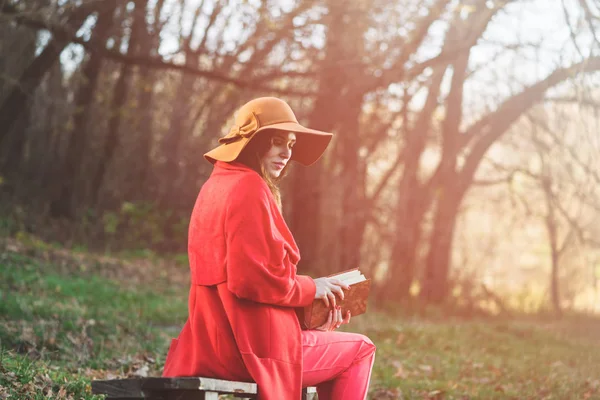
left=313, top=277, right=350, bottom=308
left=315, top=307, right=351, bottom=332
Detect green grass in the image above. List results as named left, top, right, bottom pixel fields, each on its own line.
left=348, top=313, right=600, bottom=399
left=367, top=321, right=600, bottom=399
left=1, top=241, right=600, bottom=399
left=0, top=350, right=99, bottom=399
left=0, top=249, right=187, bottom=399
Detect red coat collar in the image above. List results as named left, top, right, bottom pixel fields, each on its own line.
left=214, top=161, right=257, bottom=174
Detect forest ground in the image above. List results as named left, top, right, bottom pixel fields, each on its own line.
left=1, top=237, right=599, bottom=400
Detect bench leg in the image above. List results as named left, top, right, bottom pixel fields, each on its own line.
left=203, top=393, right=219, bottom=400
left=302, top=389, right=318, bottom=400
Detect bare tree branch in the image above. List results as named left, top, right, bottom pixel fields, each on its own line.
left=562, top=0, right=587, bottom=59
left=546, top=95, right=600, bottom=109
left=472, top=175, right=515, bottom=186
left=458, top=56, right=600, bottom=190
left=0, top=6, right=317, bottom=96
left=578, top=0, right=600, bottom=49
left=367, top=0, right=452, bottom=90
left=527, top=113, right=600, bottom=187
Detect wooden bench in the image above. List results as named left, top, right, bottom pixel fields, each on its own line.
left=91, top=377, right=318, bottom=399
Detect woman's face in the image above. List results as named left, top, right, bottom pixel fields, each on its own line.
left=261, top=132, right=296, bottom=179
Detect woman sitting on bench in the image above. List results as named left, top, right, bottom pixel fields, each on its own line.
left=162, top=97, right=376, bottom=400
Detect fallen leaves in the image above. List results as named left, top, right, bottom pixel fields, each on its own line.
left=583, top=379, right=600, bottom=399
left=115, top=353, right=162, bottom=379
left=390, top=361, right=435, bottom=379
left=4, top=236, right=600, bottom=400
left=392, top=361, right=408, bottom=379
left=0, top=237, right=189, bottom=294
left=418, top=364, right=434, bottom=375
left=64, top=319, right=95, bottom=364
left=0, top=365, right=75, bottom=400
left=396, top=333, right=406, bottom=346
left=427, top=389, right=445, bottom=399
left=2, top=371, right=16, bottom=382
left=132, top=364, right=150, bottom=378
left=371, top=387, right=404, bottom=399
left=586, top=379, right=600, bottom=390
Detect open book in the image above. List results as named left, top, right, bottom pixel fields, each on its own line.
left=296, top=268, right=371, bottom=330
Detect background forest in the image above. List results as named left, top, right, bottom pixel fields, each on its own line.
left=2, top=0, right=600, bottom=317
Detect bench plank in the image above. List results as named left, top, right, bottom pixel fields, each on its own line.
left=92, top=377, right=257, bottom=397
left=92, top=379, right=143, bottom=397
left=141, top=377, right=257, bottom=393
left=104, top=393, right=222, bottom=400
left=92, top=377, right=316, bottom=399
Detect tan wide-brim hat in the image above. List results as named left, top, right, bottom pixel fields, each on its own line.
left=204, top=97, right=333, bottom=166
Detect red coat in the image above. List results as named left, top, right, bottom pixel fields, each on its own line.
left=162, top=161, right=316, bottom=400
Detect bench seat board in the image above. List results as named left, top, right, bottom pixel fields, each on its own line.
left=142, top=377, right=257, bottom=393
left=104, top=392, right=225, bottom=400
left=92, top=377, right=257, bottom=397
left=92, top=377, right=315, bottom=399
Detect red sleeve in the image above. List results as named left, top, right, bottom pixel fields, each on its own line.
left=224, top=174, right=316, bottom=307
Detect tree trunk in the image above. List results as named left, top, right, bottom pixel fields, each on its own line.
left=420, top=50, right=468, bottom=304
left=549, top=230, right=562, bottom=317
left=0, top=40, right=64, bottom=145
left=541, top=175, right=562, bottom=317
left=51, top=2, right=117, bottom=217
left=338, top=89, right=367, bottom=270
left=421, top=189, right=462, bottom=304
left=289, top=2, right=358, bottom=275
left=89, top=1, right=145, bottom=209
left=382, top=67, right=447, bottom=302
left=128, top=67, right=154, bottom=202
left=26, top=63, right=65, bottom=193
left=331, top=0, right=370, bottom=272
left=289, top=110, right=330, bottom=274
left=159, top=69, right=195, bottom=207
left=0, top=5, right=94, bottom=144
left=383, top=192, right=428, bottom=303
left=126, top=0, right=160, bottom=202
left=92, top=63, right=131, bottom=209
left=0, top=103, right=31, bottom=184
left=0, top=24, right=36, bottom=185
left=381, top=2, right=515, bottom=304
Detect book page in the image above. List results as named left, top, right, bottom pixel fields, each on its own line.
left=342, top=274, right=366, bottom=285
left=332, top=269, right=360, bottom=281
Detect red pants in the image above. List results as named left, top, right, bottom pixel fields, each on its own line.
left=302, top=330, right=376, bottom=400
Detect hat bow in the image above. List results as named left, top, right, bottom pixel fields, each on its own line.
left=219, top=112, right=260, bottom=145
